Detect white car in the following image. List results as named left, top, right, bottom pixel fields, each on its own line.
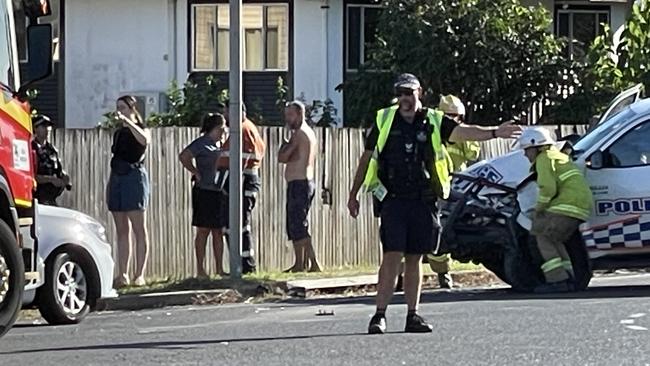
left=21, top=205, right=116, bottom=324
left=440, top=89, right=650, bottom=292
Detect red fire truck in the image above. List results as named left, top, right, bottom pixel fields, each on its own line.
left=0, top=0, right=54, bottom=337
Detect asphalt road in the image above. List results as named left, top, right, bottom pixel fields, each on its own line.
left=1, top=273, right=649, bottom=366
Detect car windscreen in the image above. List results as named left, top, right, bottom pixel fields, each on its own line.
left=573, top=107, right=638, bottom=156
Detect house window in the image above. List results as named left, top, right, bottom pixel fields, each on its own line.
left=556, top=8, right=609, bottom=60
left=191, top=4, right=289, bottom=71
left=346, top=4, right=381, bottom=71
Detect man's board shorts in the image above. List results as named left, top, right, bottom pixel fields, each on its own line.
left=286, top=179, right=315, bottom=241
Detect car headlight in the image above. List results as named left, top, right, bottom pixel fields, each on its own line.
left=76, top=214, right=109, bottom=243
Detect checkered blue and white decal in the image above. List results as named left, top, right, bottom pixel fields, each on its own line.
left=581, top=215, right=650, bottom=250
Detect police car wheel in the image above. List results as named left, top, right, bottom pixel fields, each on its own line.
left=565, top=231, right=592, bottom=291
left=37, top=252, right=95, bottom=325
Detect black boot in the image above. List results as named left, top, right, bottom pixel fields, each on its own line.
left=438, top=272, right=453, bottom=289
left=534, top=280, right=571, bottom=294
left=368, top=313, right=387, bottom=334
left=405, top=313, right=433, bottom=333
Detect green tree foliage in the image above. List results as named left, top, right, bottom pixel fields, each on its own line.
left=339, top=0, right=567, bottom=127
left=546, top=1, right=650, bottom=124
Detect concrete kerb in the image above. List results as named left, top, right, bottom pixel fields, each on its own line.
left=96, top=270, right=499, bottom=311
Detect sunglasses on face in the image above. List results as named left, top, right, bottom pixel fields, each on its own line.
left=396, top=89, right=415, bottom=97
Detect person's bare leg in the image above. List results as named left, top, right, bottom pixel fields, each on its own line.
left=403, top=255, right=424, bottom=312
left=112, top=212, right=131, bottom=288
left=285, top=241, right=306, bottom=272
left=194, top=228, right=210, bottom=278
left=303, top=237, right=321, bottom=272
left=128, top=210, right=149, bottom=285
left=375, top=252, right=404, bottom=311
left=211, top=229, right=225, bottom=276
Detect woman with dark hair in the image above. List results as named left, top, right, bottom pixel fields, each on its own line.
left=107, top=95, right=152, bottom=288
left=179, top=113, right=229, bottom=278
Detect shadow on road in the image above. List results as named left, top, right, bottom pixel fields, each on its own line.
left=0, top=332, right=372, bottom=354
left=278, top=283, right=650, bottom=307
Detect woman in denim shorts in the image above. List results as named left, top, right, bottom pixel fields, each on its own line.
left=106, top=95, right=151, bottom=288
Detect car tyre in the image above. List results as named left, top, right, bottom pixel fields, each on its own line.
left=37, top=252, right=95, bottom=325
left=0, top=220, right=24, bottom=337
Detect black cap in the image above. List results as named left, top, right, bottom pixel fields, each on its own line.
left=394, top=73, right=421, bottom=90
left=33, top=114, right=54, bottom=128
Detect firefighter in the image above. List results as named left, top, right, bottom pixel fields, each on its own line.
left=426, top=95, right=481, bottom=288
left=31, top=114, right=70, bottom=206
left=517, top=127, right=593, bottom=293
left=348, top=73, right=521, bottom=334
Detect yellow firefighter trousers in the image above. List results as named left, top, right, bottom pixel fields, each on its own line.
left=531, top=211, right=580, bottom=283
left=427, top=253, right=451, bottom=274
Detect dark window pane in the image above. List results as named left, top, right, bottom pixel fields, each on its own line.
left=598, top=13, right=609, bottom=35
left=363, top=7, right=381, bottom=63
left=572, top=13, right=597, bottom=59
left=557, top=12, right=570, bottom=58
left=347, top=7, right=361, bottom=70
left=607, top=122, right=650, bottom=167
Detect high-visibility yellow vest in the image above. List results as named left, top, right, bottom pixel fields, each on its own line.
left=362, top=106, right=451, bottom=200
left=446, top=141, right=481, bottom=172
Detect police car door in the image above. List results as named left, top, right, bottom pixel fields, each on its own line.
left=583, top=117, right=650, bottom=254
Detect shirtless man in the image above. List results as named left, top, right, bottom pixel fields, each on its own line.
left=278, top=101, right=320, bottom=272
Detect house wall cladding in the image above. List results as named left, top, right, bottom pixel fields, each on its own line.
left=51, top=125, right=584, bottom=279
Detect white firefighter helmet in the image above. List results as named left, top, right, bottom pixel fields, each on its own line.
left=516, top=127, right=556, bottom=150
left=438, top=95, right=466, bottom=116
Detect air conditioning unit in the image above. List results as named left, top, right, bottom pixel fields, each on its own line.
left=121, top=91, right=168, bottom=120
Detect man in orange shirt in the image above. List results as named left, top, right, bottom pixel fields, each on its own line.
left=216, top=103, right=266, bottom=274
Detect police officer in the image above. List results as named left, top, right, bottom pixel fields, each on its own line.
left=348, top=73, right=521, bottom=334
left=31, top=114, right=70, bottom=206
left=427, top=95, right=481, bottom=288
left=517, top=127, right=592, bottom=293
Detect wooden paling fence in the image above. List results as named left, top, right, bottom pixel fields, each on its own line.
left=51, top=124, right=587, bottom=279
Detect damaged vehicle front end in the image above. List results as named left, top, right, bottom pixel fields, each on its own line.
left=439, top=151, right=591, bottom=292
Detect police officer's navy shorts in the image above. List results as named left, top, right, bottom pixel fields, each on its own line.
left=379, top=198, right=440, bottom=255
left=107, top=166, right=150, bottom=212
left=286, top=179, right=315, bottom=241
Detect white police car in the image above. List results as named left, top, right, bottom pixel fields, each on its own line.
left=440, top=86, right=650, bottom=291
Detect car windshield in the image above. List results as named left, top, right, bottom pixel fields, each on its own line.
left=572, top=107, right=639, bottom=156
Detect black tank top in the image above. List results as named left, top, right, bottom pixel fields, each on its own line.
left=111, top=127, right=146, bottom=164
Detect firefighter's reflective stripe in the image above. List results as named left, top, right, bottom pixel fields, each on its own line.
left=538, top=196, right=552, bottom=204
left=559, top=169, right=581, bottom=182
left=221, top=151, right=260, bottom=161
left=242, top=249, right=254, bottom=257
left=548, top=204, right=591, bottom=221
left=14, top=198, right=32, bottom=207
left=0, top=91, right=32, bottom=133
left=244, top=190, right=257, bottom=198
left=561, top=260, right=573, bottom=271
left=541, top=257, right=564, bottom=273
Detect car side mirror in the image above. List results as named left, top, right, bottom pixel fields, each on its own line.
left=588, top=151, right=604, bottom=170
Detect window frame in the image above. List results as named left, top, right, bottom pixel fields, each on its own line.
left=345, top=3, right=382, bottom=73
left=555, top=6, right=610, bottom=60
left=190, top=2, right=289, bottom=72
left=602, top=120, right=650, bottom=169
